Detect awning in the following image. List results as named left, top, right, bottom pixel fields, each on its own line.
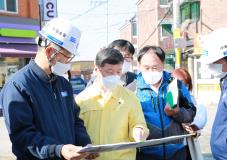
left=0, top=43, right=37, bottom=58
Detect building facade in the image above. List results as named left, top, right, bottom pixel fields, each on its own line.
left=0, top=0, right=40, bottom=88
left=120, top=0, right=227, bottom=103
left=120, top=0, right=176, bottom=71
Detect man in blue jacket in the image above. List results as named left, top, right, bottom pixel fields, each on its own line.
left=0, top=18, right=94, bottom=160
left=202, top=28, right=227, bottom=160
left=136, top=45, right=196, bottom=160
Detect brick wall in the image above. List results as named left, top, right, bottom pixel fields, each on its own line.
left=184, top=0, right=227, bottom=37
left=120, top=22, right=132, bottom=42
left=19, top=0, right=39, bottom=19
left=0, top=0, right=39, bottom=19
left=137, top=0, right=159, bottom=49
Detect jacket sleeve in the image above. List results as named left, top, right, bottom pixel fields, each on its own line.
left=128, top=93, right=149, bottom=141
left=74, top=102, right=92, bottom=146
left=1, top=81, right=63, bottom=159
left=172, top=81, right=196, bottom=123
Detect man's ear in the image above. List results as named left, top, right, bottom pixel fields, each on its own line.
left=45, top=46, right=55, bottom=60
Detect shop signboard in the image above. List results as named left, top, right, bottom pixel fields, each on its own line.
left=43, top=0, right=57, bottom=21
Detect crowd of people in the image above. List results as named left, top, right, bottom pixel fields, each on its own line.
left=0, top=18, right=226, bottom=160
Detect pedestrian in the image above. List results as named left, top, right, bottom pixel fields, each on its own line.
left=172, top=68, right=207, bottom=160
left=136, top=45, right=196, bottom=160
left=86, top=39, right=137, bottom=91
left=201, top=28, right=227, bottom=160
left=76, top=48, right=149, bottom=160
left=108, top=39, right=137, bottom=89
left=0, top=18, right=96, bottom=160
left=172, top=68, right=207, bottom=132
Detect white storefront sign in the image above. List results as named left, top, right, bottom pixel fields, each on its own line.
left=43, top=0, right=57, bottom=21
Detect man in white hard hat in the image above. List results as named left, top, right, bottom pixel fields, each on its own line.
left=201, top=28, right=227, bottom=160
left=0, top=18, right=96, bottom=160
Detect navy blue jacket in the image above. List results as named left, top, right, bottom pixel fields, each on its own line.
left=136, top=71, right=196, bottom=159
left=0, top=60, right=91, bottom=160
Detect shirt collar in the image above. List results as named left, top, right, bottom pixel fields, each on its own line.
left=150, top=78, right=163, bottom=94
left=28, top=59, right=57, bottom=83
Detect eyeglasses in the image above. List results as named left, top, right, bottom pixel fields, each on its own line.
left=54, top=49, right=75, bottom=63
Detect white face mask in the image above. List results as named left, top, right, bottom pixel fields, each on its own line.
left=208, top=63, right=226, bottom=78
left=142, top=71, right=163, bottom=85
left=51, top=62, right=71, bottom=76
left=122, top=60, right=132, bottom=74
left=102, top=75, right=122, bottom=91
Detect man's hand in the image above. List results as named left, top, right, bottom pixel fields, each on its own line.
left=84, top=144, right=99, bottom=160
left=182, top=123, right=199, bottom=133
left=85, top=153, right=99, bottom=160
left=132, top=127, right=149, bottom=142
left=61, top=144, right=88, bottom=160
left=164, top=103, right=180, bottom=117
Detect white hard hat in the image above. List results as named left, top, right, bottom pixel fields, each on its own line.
left=40, top=18, right=81, bottom=56
left=201, top=28, right=227, bottom=64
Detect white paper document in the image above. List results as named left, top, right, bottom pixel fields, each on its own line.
left=79, top=133, right=195, bottom=153
left=166, top=78, right=179, bottom=108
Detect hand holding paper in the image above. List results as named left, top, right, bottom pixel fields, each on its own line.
left=84, top=144, right=99, bottom=160
left=132, top=127, right=149, bottom=142
left=164, top=103, right=180, bottom=117
left=61, top=144, right=88, bottom=160
left=166, top=78, right=179, bottom=109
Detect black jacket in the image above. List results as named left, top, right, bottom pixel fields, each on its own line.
left=0, top=60, right=91, bottom=160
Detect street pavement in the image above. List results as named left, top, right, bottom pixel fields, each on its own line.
left=0, top=117, right=15, bottom=160
left=0, top=102, right=217, bottom=159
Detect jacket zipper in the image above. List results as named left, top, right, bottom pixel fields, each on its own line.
left=50, top=82, right=57, bottom=99
left=157, top=89, right=166, bottom=160
left=149, top=90, right=157, bottom=113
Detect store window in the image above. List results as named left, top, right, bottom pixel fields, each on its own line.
left=0, top=0, right=4, bottom=10
left=0, top=58, right=26, bottom=88
left=164, top=54, right=175, bottom=72
left=180, top=1, right=200, bottom=23
left=0, top=0, right=18, bottom=13
left=131, top=21, right=137, bottom=37
left=161, top=24, right=172, bottom=38
left=160, top=0, right=172, bottom=6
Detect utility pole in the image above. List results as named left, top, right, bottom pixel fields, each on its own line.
left=173, top=0, right=181, bottom=68
left=38, top=0, right=43, bottom=30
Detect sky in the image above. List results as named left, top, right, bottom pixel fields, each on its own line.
left=57, top=0, right=136, bottom=61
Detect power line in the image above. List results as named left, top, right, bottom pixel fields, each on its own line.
left=81, top=21, right=125, bottom=32
left=139, top=7, right=172, bottom=48
left=60, top=8, right=157, bottom=18
left=69, top=1, right=107, bottom=20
